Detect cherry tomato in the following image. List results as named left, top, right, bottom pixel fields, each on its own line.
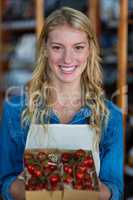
left=27, top=185, right=36, bottom=191
left=49, top=175, right=60, bottom=185
left=33, top=168, right=42, bottom=177
left=85, top=181, right=93, bottom=190
left=61, top=153, right=72, bottom=163
left=76, top=171, right=85, bottom=181
left=35, top=183, right=45, bottom=190
left=28, top=177, right=37, bottom=187
left=64, top=165, right=73, bottom=175
left=84, top=173, right=91, bottom=181
left=64, top=175, right=73, bottom=184
left=74, top=149, right=86, bottom=158
left=82, top=156, right=93, bottom=168
left=51, top=185, right=57, bottom=191
left=74, top=183, right=82, bottom=190
left=44, top=164, right=57, bottom=175
left=77, top=164, right=87, bottom=173
left=27, top=164, right=35, bottom=175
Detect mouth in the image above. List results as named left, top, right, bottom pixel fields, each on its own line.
left=59, top=65, right=77, bottom=74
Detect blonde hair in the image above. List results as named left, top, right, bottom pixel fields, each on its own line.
left=22, top=7, right=109, bottom=142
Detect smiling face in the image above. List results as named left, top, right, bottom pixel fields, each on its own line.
left=46, top=24, right=89, bottom=85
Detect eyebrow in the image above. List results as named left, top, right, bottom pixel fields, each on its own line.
left=50, top=42, right=88, bottom=45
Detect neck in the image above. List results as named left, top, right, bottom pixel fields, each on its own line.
left=51, top=80, right=82, bottom=107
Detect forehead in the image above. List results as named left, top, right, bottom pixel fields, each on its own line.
left=47, top=24, right=88, bottom=43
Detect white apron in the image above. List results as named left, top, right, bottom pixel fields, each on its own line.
left=25, top=124, right=100, bottom=176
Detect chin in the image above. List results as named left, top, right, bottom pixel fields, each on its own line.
left=58, top=76, right=80, bottom=84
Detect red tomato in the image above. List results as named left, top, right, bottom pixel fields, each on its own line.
left=74, top=149, right=86, bottom=158
left=85, top=181, right=93, bottom=190
left=44, top=163, right=57, bottom=175
left=49, top=175, right=60, bottom=185
left=51, top=185, right=57, bottom=191
left=35, top=183, right=45, bottom=190
left=44, top=167, right=52, bottom=175
left=74, top=183, right=82, bottom=190
left=84, top=173, right=91, bottom=181
left=27, top=165, right=35, bottom=175
left=64, top=165, right=73, bottom=175
left=34, top=169, right=42, bottom=177
left=82, top=156, right=93, bottom=168
left=64, top=175, right=73, bottom=184
left=76, top=171, right=85, bottom=181
left=61, top=152, right=72, bottom=163
left=27, top=185, right=36, bottom=191
left=77, top=164, right=87, bottom=173
left=27, top=177, right=37, bottom=189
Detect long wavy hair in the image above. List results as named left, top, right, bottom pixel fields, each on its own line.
left=22, top=7, right=109, bottom=142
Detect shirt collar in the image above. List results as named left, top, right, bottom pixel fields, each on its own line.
left=49, top=106, right=92, bottom=124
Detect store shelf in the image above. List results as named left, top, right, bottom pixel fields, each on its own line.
left=0, top=19, right=36, bottom=30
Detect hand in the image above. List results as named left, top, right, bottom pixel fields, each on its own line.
left=99, top=180, right=111, bottom=200
left=10, top=176, right=25, bottom=200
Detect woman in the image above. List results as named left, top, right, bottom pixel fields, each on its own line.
left=0, top=7, right=123, bottom=200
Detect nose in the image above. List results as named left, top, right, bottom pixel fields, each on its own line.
left=63, top=49, right=73, bottom=64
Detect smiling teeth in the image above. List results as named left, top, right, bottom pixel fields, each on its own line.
left=60, top=66, right=76, bottom=72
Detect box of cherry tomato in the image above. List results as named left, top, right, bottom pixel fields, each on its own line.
left=24, top=149, right=99, bottom=200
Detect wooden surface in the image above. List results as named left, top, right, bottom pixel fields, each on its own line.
left=26, top=190, right=99, bottom=200
left=35, top=0, right=44, bottom=39
left=117, top=0, right=128, bottom=140
left=87, top=0, right=101, bottom=38
left=117, top=0, right=128, bottom=109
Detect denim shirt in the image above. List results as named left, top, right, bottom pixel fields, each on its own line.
left=0, top=95, right=123, bottom=200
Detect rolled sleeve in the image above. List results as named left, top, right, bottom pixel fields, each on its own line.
left=104, top=182, right=123, bottom=200
left=1, top=176, right=17, bottom=200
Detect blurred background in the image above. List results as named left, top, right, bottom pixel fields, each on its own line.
left=0, top=0, right=132, bottom=199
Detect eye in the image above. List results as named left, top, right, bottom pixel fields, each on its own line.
left=52, top=46, right=61, bottom=50
left=75, top=46, right=85, bottom=50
